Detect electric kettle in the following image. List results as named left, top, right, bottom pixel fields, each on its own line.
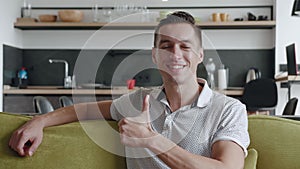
left=246, top=68, right=261, bottom=83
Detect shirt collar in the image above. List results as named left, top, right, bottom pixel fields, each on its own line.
left=153, top=78, right=212, bottom=108
left=196, top=78, right=212, bottom=108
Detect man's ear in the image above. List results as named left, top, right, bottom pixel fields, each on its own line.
left=152, top=47, right=157, bottom=64
left=197, top=48, right=204, bottom=64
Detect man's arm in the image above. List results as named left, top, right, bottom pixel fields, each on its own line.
left=9, top=100, right=113, bottom=156
left=149, top=135, right=244, bottom=169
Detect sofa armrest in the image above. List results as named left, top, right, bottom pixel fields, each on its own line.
left=0, top=112, right=126, bottom=169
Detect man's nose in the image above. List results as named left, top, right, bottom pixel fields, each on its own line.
left=171, top=45, right=183, bottom=59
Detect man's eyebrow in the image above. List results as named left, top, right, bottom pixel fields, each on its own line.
left=159, top=39, right=192, bottom=44
left=181, top=40, right=193, bottom=44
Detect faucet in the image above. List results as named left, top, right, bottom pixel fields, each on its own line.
left=49, top=59, right=72, bottom=88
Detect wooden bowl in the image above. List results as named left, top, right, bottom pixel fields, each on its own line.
left=38, top=15, right=57, bottom=22
left=58, top=10, right=84, bottom=22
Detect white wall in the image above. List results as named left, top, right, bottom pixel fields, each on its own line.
left=21, top=0, right=275, bottom=49
left=28, top=0, right=273, bottom=7
left=0, top=0, right=23, bottom=111
left=275, top=0, right=300, bottom=115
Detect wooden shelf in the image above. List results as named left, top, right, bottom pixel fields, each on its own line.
left=14, top=21, right=276, bottom=30
left=275, top=75, right=300, bottom=82
left=197, top=21, right=276, bottom=29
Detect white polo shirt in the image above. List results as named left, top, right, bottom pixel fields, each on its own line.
left=110, top=79, right=250, bottom=169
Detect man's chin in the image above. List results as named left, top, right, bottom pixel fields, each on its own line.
left=163, top=75, right=187, bottom=85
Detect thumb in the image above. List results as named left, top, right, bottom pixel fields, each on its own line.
left=142, top=95, right=151, bottom=123
left=142, top=95, right=150, bottom=113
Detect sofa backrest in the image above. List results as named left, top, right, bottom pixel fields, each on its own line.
left=248, top=115, right=300, bottom=169
left=2, top=112, right=299, bottom=169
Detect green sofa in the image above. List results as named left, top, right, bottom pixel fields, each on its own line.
left=0, top=112, right=299, bottom=169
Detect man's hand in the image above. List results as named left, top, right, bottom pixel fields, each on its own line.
left=9, top=116, right=44, bottom=156
left=118, top=95, right=158, bottom=148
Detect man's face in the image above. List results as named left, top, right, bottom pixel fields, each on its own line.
left=152, top=23, right=203, bottom=84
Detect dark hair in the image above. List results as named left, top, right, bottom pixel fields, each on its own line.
left=153, top=11, right=202, bottom=48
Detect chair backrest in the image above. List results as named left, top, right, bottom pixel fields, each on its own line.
left=59, top=96, right=73, bottom=107
left=241, top=78, right=278, bottom=112
left=282, top=97, right=298, bottom=115
left=33, top=96, right=54, bottom=114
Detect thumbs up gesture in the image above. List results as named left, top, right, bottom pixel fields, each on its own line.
left=118, top=95, right=158, bottom=148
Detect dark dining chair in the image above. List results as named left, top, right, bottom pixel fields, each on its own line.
left=241, top=78, right=278, bottom=115
left=59, top=96, right=73, bottom=107
left=282, top=97, right=298, bottom=115
left=33, top=96, right=54, bottom=114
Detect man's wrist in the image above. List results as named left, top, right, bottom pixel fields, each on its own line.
left=31, top=115, right=47, bottom=128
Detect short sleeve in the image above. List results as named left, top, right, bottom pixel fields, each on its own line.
left=212, top=101, right=250, bottom=156
left=110, top=89, right=147, bottom=121
left=110, top=101, right=124, bottom=121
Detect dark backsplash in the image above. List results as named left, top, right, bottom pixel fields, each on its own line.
left=3, top=45, right=275, bottom=87
left=3, top=45, right=23, bottom=85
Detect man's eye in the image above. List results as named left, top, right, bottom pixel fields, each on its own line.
left=160, top=45, right=171, bottom=49
left=181, top=46, right=191, bottom=49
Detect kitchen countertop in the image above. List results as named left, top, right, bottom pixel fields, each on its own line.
left=3, top=86, right=136, bottom=95
left=3, top=86, right=243, bottom=96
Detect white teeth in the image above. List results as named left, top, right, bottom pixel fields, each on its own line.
left=170, top=65, right=184, bottom=69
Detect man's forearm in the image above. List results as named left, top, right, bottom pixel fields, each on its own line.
left=37, top=103, right=86, bottom=128
left=148, top=134, right=217, bottom=169
left=40, top=100, right=113, bottom=128
left=148, top=134, right=243, bottom=169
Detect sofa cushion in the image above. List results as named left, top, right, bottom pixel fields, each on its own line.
left=244, top=148, right=258, bottom=169
left=248, top=115, right=300, bottom=169
left=0, top=112, right=126, bottom=169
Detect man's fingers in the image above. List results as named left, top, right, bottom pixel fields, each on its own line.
left=15, top=143, right=25, bottom=156
left=14, top=134, right=32, bottom=156
left=26, top=138, right=41, bottom=156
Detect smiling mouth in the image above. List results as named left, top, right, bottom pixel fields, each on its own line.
left=167, top=65, right=186, bottom=71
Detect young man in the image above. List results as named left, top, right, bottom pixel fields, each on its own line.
left=9, top=11, right=249, bottom=169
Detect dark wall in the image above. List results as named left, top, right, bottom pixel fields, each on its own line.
left=205, top=49, right=275, bottom=87
left=3, top=45, right=23, bottom=85
left=3, top=46, right=275, bottom=87
left=22, top=49, right=161, bottom=86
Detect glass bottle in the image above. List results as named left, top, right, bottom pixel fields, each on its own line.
left=23, top=1, right=32, bottom=18
left=92, top=4, right=99, bottom=22
left=205, top=58, right=216, bottom=89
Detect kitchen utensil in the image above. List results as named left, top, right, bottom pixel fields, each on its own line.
left=38, top=15, right=57, bottom=22
left=211, top=13, right=221, bottom=22
left=247, top=12, right=257, bottom=21
left=80, top=83, right=111, bottom=89
left=220, top=13, right=229, bottom=22
left=258, top=15, right=268, bottom=21
left=58, top=10, right=84, bottom=22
